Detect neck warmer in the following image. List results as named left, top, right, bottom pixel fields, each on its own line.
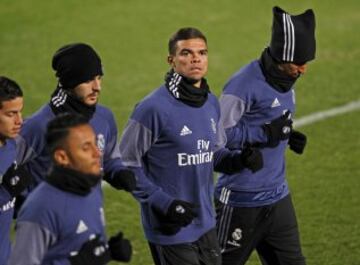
left=46, top=165, right=100, bottom=196
left=259, top=48, right=299, bottom=93
left=165, top=70, right=210, bottom=107
left=49, top=84, right=96, bottom=121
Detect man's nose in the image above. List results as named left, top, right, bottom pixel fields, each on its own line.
left=191, top=53, right=201, bottom=63
left=15, top=113, right=23, bottom=125
left=92, top=77, right=102, bottom=91
left=297, top=64, right=308, bottom=75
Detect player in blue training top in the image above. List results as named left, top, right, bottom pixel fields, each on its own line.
left=14, top=43, right=136, bottom=199
left=119, top=27, right=263, bottom=265
left=215, top=6, right=316, bottom=265
left=9, top=113, right=132, bottom=265
left=0, top=76, right=32, bottom=265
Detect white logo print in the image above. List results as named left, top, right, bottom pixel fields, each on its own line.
left=227, top=228, right=242, bottom=247
left=271, top=98, right=281, bottom=108
left=180, top=125, right=192, bottom=136
left=100, top=207, right=106, bottom=226
left=97, top=134, right=105, bottom=152
left=177, top=139, right=213, bottom=166
left=210, top=118, right=217, bottom=134
left=232, top=228, right=242, bottom=241
left=76, top=220, right=88, bottom=234
left=292, top=90, right=296, bottom=104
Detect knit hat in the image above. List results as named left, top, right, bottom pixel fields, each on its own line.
left=269, top=6, right=316, bottom=64
left=52, top=43, right=103, bottom=89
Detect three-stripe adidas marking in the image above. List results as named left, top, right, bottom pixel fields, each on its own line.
left=271, top=98, right=281, bottom=108
left=180, top=125, right=192, bottom=136
left=76, top=220, right=88, bottom=234
left=168, top=72, right=182, bottom=98
left=51, top=88, right=68, bottom=107
left=282, top=13, right=295, bottom=62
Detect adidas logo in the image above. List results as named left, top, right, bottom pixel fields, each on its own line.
left=76, top=220, right=88, bottom=234
left=180, top=125, right=192, bottom=136
left=271, top=98, right=281, bottom=108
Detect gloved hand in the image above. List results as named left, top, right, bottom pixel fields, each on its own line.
left=104, top=169, right=136, bottom=192
left=166, top=200, right=197, bottom=227
left=154, top=200, right=197, bottom=236
left=108, top=231, right=132, bottom=262
left=13, top=195, right=27, bottom=219
left=239, top=147, right=263, bottom=173
left=2, top=164, right=33, bottom=198
left=288, top=130, right=307, bottom=154
left=157, top=221, right=182, bottom=236
left=263, top=111, right=293, bottom=147
left=69, top=235, right=111, bottom=265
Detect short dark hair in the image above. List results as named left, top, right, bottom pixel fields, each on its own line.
left=45, top=113, right=88, bottom=156
left=168, top=27, right=207, bottom=55
left=0, top=76, right=23, bottom=109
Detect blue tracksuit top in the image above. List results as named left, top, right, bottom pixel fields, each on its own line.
left=120, top=85, right=228, bottom=245
left=215, top=60, right=295, bottom=207
left=16, top=103, right=123, bottom=190
left=0, top=139, right=16, bottom=265
left=8, top=182, right=106, bottom=265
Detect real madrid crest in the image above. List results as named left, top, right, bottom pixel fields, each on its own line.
left=227, top=228, right=243, bottom=247
left=96, top=134, right=105, bottom=153
left=211, top=118, right=217, bottom=134
left=232, top=228, right=242, bottom=241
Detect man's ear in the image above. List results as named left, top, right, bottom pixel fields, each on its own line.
left=167, top=55, right=174, bottom=67
left=54, top=149, right=70, bottom=166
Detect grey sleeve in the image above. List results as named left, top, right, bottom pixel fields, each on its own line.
left=119, top=119, right=153, bottom=167
left=15, top=135, right=38, bottom=164
left=219, top=94, right=267, bottom=148
left=219, top=94, right=247, bottom=129
left=8, top=221, right=57, bottom=265
left=215, top=118, right=227, bottom=152
left=119, top=119, right=174, bottom=213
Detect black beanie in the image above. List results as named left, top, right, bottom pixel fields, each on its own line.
left=52, top=43, right=103, bottom=89
left=269, top=6, right=316, bottom=65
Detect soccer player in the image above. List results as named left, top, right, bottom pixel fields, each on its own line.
left=15, top=43, right=136, bottom=195
left=0, top=76, right=33, bottom=264
left=9, top=113, right=132, bottom=265
left=119, top=27, right=263, bottom=265
left=215, top=6, right=316, bottom=265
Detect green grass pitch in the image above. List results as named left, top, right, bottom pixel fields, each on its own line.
left=1, top=0, right=359, bottom=264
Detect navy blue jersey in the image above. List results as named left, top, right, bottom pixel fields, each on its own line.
left=120, top=85, right=228, bottom=245
left=8, top=182, right=106, bottom=265
left=215, top=60, right=295, bottom=207
left=16, top=104, right=123, bottom=190
left=0, top=139, right=17, bottom=265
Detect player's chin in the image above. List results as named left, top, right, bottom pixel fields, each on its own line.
left=88, top=166, right=101, bottom=176
left=84, top=97, right=98, bottom=106
left=189, top=72, right=206, bottom=81
left=7, top=130, right=19, bottom=139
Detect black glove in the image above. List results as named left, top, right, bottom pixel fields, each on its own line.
left=13, top=195, right=27, bottom=219
left=155, top=200, right=197, bottom=236
left=166, top=200, right=197, bottom=226
left=69, top=235, right=111, bottom=265
left=157, top=221, right=182, bottom=236
left=104, top=169, right=136, bottom=192
left=263, top=111, right=293, bottom=147
left=108, top=231, right=132, bottom=262
left=214, top=147, right=263, bottom=174
left=2, top=164, right=33, bottom=198
left=239, top=147, right=263, bottom=173
left=288, top=130, right=307, bottom=154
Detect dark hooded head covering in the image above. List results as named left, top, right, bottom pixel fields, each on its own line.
left=52, top=43, right=103, bottom=89
left=269, top=6, right=316, bottom=65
